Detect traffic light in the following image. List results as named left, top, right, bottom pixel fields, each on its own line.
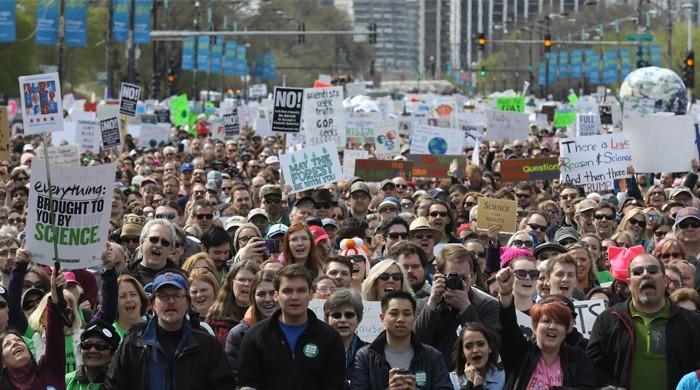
left=544, top=32, right=552, bottom=53
left=297, top=22, right=305, bottom=44
left=479, top=66, right=486, bottom=77
left=368, top=23, right=377, bottom=45
left=477, top=33, right=486, bottom=51
left=684, top=50, right=695, bottom=88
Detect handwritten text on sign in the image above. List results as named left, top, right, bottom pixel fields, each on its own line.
left=302, top=86, right=346, bottom=147
left=559, top=133, right=631, bottom=192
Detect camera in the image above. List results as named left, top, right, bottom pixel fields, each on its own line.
left=445, top=273, right=463, bottom=290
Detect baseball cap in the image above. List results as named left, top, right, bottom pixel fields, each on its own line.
left=153, top=272, right=187, bottom=292
left=378, top=197, right=401, bottom=212
left=349, top=181, right=370, bottom=196
left=533, top=242, right=566, bottom=259
left=671, top=186, right=693, bottom=199
left=180, top=163, right=194, bottom=173
left=205, top=179, right=219, bottom=192
left=267, top=224, right=289, bottom=238
left=321, top=218, right=338, bottom=229
left=224, top=216, right=247, bottom=231
left=675, top=207, right=700, bottom=225
left=260, top=184, right=282, bottom=199
left=309, top=225, right=330, bottom=244
left=22, top=144, right=34, bottom=152
left=311, top=189, right=333, bottom=206
left=575, top=199, right=598, bottom=215
left=81, top=321, right=121, bottom=350
left=554, top=226, right=579, bottom=245
left=264, top=156, right=280, bottom=165
left=62, top=272, right=81, bottom=287
left=247, top=208, right=269, bottom=222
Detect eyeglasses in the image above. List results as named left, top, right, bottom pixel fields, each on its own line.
left=378, top=272, right=403, bottom=281
left=316, top=286, right=337, bottom=294
left=512, top=239, right=534, bottom=248
left=678, top=220, right=700, bottom=229
left=121, top=236, right=140, bottom=244
left=329, top=311, right=356, bottom=319
left=514, top=269, right=540, bottom=280
left=545, top=208, right=559, bottom=215
left=148, top=236, right=172, bottom=247
left=650, top=191, right=665, bottom=197
left=0, top=248, right=17, bottom=258
left=628, top=219, right=646, bottom=228
left=401, top=203, right=413, bottom=209
left=395, top=184, right=407, bottom=189
left=155, top=213, right=176, bottom=221
left=654, top=230, right=668, bottom=238
left=196, top=213, right=214, bottom=220
left=388, top=232, right=409, bottom=240
left=594, top=214, right=615, bottom=221
left=155, top=292, right=187, bottom=302
left=80, top=341, right=111, bottom=351
left=8, top=218, right=25, bottom=224
left=264, top=197, right=282, bottom=204
left=430, top=211, right=448, bottom=218
left=515, top=193, right=531, bottom=199
left=413, top=233, right=434, bottom=241
left=660, top=252, right=683, bottom=259
left=631, top=264, right=661, bottom=276
left=315, top=203, right=332, bottom=210
left=22, top=280, right=46, bottom=290
left=528, top=223, right=547, bottom=232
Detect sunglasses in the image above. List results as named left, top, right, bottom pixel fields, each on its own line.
left=378, top=272, right=403, bottom=282
left=329, top=311, right=356, bottom=319
left=155, top=213, right=176, bottom=221
left=148, top=236, right=171, bottom=247
left=678, top=220, right=700, bottom=229
left=196, top=213, right=214, bottom=220
left=512, top=239, right=534, bottom=248
left=395, top=184, right=407, bottom=189
left=413, top=233, right=434, bottom=240
left=528, top=223, right=547, bottom=232
left=264, top=197, right=282, bottom=204
left=349, top=255, right=366, bottom=263
left=388, top=232, right=409, bottom=240
left=631, top=264, right=661, bottom=276
left=8, top=218, right=25, bottom=224
left=628, top=219, right=646, bottom=228
left=430, top=211, right=448, bottom=218
left=121, top=236, right=140, bottom=244
left=22, top=281, right=46, bottom=290
left=514, top=269, right=540, bottom=280
left=594, top=214, right=615, bottom=221
left=315, top=203, right=332, bottom=210
left=654, top=230, right=668, bottom=238
left=515, top=193, right=531, bottom=199
left=660, top=252, right=683, bottom=259
left=80, top=341, right=111, bottom=351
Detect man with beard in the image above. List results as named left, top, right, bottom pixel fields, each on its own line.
left=587, top=253, right=700, bottom=390
left=514, top=182, right=535, bottom=210
left=125, top=219, right=180, bottom=287
left=10, top=185, right=28, bottom=212
left=546, top=185, right=579, bottom=240
left=226, top=185, right=253, bottom=217
left=347, top=181, right=371, bottom=219
left=201, top=226, right=232, bottom=278
left=192, top=199, right=215, bottom=232
left=162, top=175, right=180, bottom=202
left=574, top=199, right=598, bottom=236
left=0, top=236, right=18, bottom=286
left=389, top=241, right=431, bottom=299
left=312, top=189, right=334, bottom=220
left=593, top=202, right=617, bottom=240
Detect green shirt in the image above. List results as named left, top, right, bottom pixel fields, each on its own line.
left=597, top=270, right=614, bottom=284
left=65, top=369, right=102, bottom=390
left=629, top=299, right=670, bottom=390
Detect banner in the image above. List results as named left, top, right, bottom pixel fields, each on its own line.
left=36, top=0, right=58, bottom=45
left=272, top=87, right=304, bottom=133
left=279, top=142, right=343, bottom=193
left=35, top=144, right=80, bottom=166
left=182, top=36, right=195, bottom=71
left=0, top=0, right=15, bottom=42
left=559, top=133, right=632, bottom=192
left=485, top=110, right=530, bottom=140
left=407, top=154, right=466, bottom=178
left=553, top=110, right=577, bottom=128
left=626, top=115, right=698, bottom=173
left=301, top=86, right=346, bottom=147
left=112, top=0, right=129, bottom=43
left=75, top=119, right=100, bottom=152
left=224, top=41, right=236, bottom=76
left=410, top=124, right=464, bottom=155
left=210, top=37, right=223, bottom=74
left=18, top=72, right=63, bottom=135
left=517, top=299, right=605, bottom=339
left=134, top=0, right=152, bottom=44
left=0, top=107, right=9, bottom=161
left=476, top=197, right=517, bottom=233
left=500, top=157, right=560, bottom=182
left=235, top=44, right=247, bottom=75
left=354, top=159, right=413, bottom=182
left=64, top=0, right=87, bottom=47
left=26, top=160, right=116, bottom=269
left=196, top=36, right=209, bottom=71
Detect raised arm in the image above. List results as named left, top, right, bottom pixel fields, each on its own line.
left=7, top=248, right=31, bottom=334
left=91, top=247, right=118, bottom=325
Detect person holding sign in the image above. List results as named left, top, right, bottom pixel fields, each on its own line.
left=494, top=267, right=598, bottom=389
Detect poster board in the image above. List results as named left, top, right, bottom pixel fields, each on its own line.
left=500, top=157, right=560, bottom=182
left=559, top=133, right=631, bottom=192
left=354, top=159, right=413, bottom=182
left=18, top=72, right=63, bottom=135
left=279, top=142, right=343, bottom=193
left=476, top=197, right=517, bottom=233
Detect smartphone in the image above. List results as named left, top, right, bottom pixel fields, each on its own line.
left=264, top=239, right=280, bottom=254
left=395, top=368, right=411, bottom=375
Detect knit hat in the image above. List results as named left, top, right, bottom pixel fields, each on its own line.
left=499, top=247, right=534, bottom=268
left=608, top=245, right=645, bottom=281
left=120, top=214, right=145, bottom=237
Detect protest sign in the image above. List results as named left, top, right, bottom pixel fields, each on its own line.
left=541, top=105, right=557, bottom=122
left=500, top=157, right=560, bottom=182
left=407, top=154, right=466, bottom=178
left=170, top=94, right=190, bottom=126
left=559, top=133, right=631, bottom=192
left=496, top=96, right=525, bottom=112
left=18, top=72, right=63, bottom=135
left=576, top=113, right=601, bottom=136
left=26, top=159, right=116, bottom=269
left=118, top=82, right=140, bottom=118
left=248, top=84, right=268, bottom=99
left=599, top=104, right=612, bottom=125
left=139, top=123, right=170, bottom=148
left=279, top=142, right=343, bottom=193
left=301, top=86, right=346, bottom=147
left=485, top=110, right=530, bottom=141
left=0, top=107, right=9, bottom=161
left=342, top=149, right=369, bottom=179
left=100, top=116, right=121, bottom=150
left=625, top=114, right=698, bottom=173
left=373, top=120, right=401, bottom=158
left=455, top=112, right=487, bottom=137
left=223, top=112, right=240, bottom=138
left=75, top=119, right=100, bottom=152
left=476, top=197, right=517, bottom=233
left=354, top=159, right=413, bottom=182
left=272, top=87, right=304, bottom=133
left=410, top=124, right=464, bottom=155
left=553, top=111, right=577, bottom=128
left=345, top=82, right=366, bottom=98
left=34, top=145, right=81, bottom=166
left=155, top=109, right=170, bottom=123
left=346, top=114, right=379, bottom=146
left=309, top=299, right=382, bottom=343
left=253, top=106, right=273, bottom=137
left=516, top=299, right=605, bottom=339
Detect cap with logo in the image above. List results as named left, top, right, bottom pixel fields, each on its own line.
left=153, top=272, right=188, bottom=292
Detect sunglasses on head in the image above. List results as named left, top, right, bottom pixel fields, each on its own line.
left=80, top=341, right=111, bottom=351
left=528, top=223, right=547, bottom=232
left=678, top=220, right=700, bottom=229
left=329, top=311, right=356, bottom=319
left=388, top=232, right=409, bottom=240
left=631, top=264, right=660, bottom=276
left=148, top=236, right=171, bottom=247
left=378, top=272, right=403, bottom=282
left=594, top=214, right=615, bottom=221
left=514, top=269, right=540, bottom=280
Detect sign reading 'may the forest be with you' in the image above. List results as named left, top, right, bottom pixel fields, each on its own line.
left=279, top=142, right=343, bottom=193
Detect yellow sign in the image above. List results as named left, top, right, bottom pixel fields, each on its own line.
left=476, top=197, right=518, bottom=233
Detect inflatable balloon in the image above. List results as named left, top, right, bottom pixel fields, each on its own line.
left=619, top=66, right=688, bottom=114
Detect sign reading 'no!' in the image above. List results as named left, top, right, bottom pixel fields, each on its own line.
left=272, top=87, right=304, bottom=133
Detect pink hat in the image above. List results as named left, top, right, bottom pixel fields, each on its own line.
left=608, top=245, right=645, bottom=281
left=20, top=153, right=33, bottom=165
left=499, top=247, right=534, bottom=268
left=309, top=225, right=329, bottom=245
left=62, top=272, right=81, bottom=287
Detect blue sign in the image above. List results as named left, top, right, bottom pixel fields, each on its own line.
left=224, top=41, right=236, bottom=75
left=559, top=51, right=570, bottom=78
left=64, top=0, right=88, bottom=47
left=181, top=36, right=194, bottom=70
left=235, top=44, right=247, bottom=75
left=113, top=0, right=129, bottom=43
left=650, top=44, right=662, bottom=67
left=36, top=0, right=58, bottom=45
left=570, top=49, right=583, bottom=78
left=538, top=61, right=546, bottom=86
left=196, top=36, right=209, bottom=71
left=585, top=49, right=599, bottom=83
left=0, top=0, right=16, bottom=42
left=603, top=50, right=618, bottom=84
left=134, top=0, right=151, bottom=44
left=210, top=37, right=222, bottom=74
left=620, top=48, right=631, bottom=78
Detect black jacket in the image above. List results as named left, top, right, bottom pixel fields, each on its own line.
left=500, top=301, right=598, bottom=390
left=415, top=287, right=500, bottom=367
left=586, top=299, right=700, bottom=389
left=124, top=257, right=181, bottom=289
left=350, top=331, right=453, bottom=390
left=104, top=317, right=235, bottom=390
left=237, top=309, right=346, bottom=390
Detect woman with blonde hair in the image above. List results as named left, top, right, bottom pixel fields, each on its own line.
left=182, top=252, right=220, bottom=283
left=617, top=208, right=650, bottom=247
left=644, top=184, right=667, bottom=210
left=188, top=268, right=220, bottom=318
left=361, top=258, right=412, bottom=301
left=654, top=237, right=687, bottom=263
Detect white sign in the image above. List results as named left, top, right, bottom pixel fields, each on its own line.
left=559, top=133, right=632, bottom=193
left=309, top=299, right=383, bottom=343
left=626, top=114, right=698, bottom=173
left=75, top=119, right=101, bottom=152
left=248, top=84, right=268, bottom=99
left=279, top=142, right=343, bottom=193
left=343, top=149, right=369, bottom=179
left=410, top=124, right=465, bottom=155
left=576, top=113, right=601, bottom=137
left=622, top=96, right=656, bottom=121
left=26, top=160, right=117, bottom=269
left=301, top=86, right=347, bottom=148
left=345, top=82, right=366, bottom=98
left=455, top=112, right=487, bottom=136
left=139, top=123, right=170, bottom=148
left=18, top=72, right=64, bottom=135
left=516, top=299, right=606, bottom=339
left=35, top=144, right=80, bottom=166
left=373, top=120, right=402, bottom=159
left=485, top=110, right=530, bottom=141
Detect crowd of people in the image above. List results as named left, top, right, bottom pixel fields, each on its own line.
left=1, top=99, right=700, bottom=390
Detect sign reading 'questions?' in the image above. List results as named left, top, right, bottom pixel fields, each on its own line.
left=272, top=87, right=304, bottom=133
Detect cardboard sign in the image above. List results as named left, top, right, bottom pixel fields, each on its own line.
left=223, top=112, right=240, bottom=137
left=496, top=96, right=525, bottom=112
left=301, top=86, right=346, bottom=147
left=476, top=197, right=517, bottom=233
left=309, top=299, right=383, bottom=343
left=559, top=133, right=632, bottom=192
left=626, top=114, right=698, bottom=173
left=18, top=72, right=64, bottom=135
left=576, top=113, right=601, bottom=136
left=407, top=154, right=466, bottom=178
left=139, top=123, right=170, bottom=149
left=410, top=124, right=464, bottom=155
left=0, top=107, right=9, bottom=161
left=26, top=159, right=116, bottom=269
left=279, top=142, right=343, bottom=193
left=599, top=104, right=612, bottom=125
left=272, top=87, right=304, bottom=133
left=118, top=82, right=140, bottom=118
left=75, top=119, right=100, bottom=152
left=342, top=149, right=369, bottom=179
left=517, top=299, right=605, bottom=339
left=500, top=157, right=560, bottom=182
left=354, top=159, right=413, bottom=182
left=100, top=116, right=121, bottom=150
left=485, top=110, right=530, bottom=141
left=34, top=144, right=80, bottom=166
